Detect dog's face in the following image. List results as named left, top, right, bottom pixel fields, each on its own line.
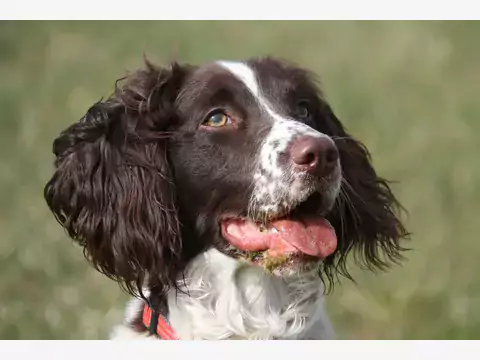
left=45, top=57, right=408, bottom=296
left=169, top=59, right=343, bottom=275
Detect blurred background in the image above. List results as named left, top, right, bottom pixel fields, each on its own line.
left=1, top=21, right=479, bottom=340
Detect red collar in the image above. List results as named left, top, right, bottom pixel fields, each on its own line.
left=142, top=303, right=178, bottom=340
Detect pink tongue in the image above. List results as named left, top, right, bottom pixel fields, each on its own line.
left=221, top=216, right=337, bottom=259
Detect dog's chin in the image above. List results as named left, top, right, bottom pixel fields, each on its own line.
left=218, top=192, right=338, bottom=277
left=240, top=251, right=322, bottom=278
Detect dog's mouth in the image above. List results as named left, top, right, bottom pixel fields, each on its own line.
left=219, top=194, right=337, bottom=273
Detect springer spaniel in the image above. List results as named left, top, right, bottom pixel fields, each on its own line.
left=44, top=57, right=408, bottom=340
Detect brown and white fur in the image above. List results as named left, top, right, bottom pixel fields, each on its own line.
left=44, top=57, right=408, bottom=340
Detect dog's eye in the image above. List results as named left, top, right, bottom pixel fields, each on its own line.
left=296, top=102, right=310, bottom=120
left=203, top=112, right=232, bottom=128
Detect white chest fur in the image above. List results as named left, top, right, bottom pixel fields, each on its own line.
left=111, top=249, right=335, bottom=340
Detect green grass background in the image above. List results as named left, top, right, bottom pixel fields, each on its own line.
left=1, top=21, right=479, bottom=340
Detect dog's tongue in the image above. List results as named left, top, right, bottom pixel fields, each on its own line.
left=221, top=216, right=337, bottom=259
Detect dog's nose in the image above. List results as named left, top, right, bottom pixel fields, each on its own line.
left=289, top=135, right=339, bottom=176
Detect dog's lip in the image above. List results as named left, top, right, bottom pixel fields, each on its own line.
left=218, top=191, right=328, bottom=222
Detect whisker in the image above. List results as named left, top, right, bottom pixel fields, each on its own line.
left=342, top=177, right=366, bottom=206
left=333, top=190, right=346, bottom=242
left=339, top=182, right=361, bottom=230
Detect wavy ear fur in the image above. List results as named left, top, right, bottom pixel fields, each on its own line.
left=44, top=61, right=190, bottom=297
left=323, top=104, right=409, bottom=281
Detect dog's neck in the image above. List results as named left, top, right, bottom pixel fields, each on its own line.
left=164, top=249, right=335, bottom=340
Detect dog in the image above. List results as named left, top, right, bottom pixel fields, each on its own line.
left=44, top=57, right=408, bottom=340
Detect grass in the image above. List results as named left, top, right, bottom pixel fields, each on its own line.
left=1, top=21, right=479, bottom=339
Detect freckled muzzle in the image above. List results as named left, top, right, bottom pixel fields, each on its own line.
left=250, top=117, right=341, bottom=217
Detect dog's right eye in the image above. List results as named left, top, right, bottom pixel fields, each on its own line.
left=296, top=101, right=311, bottom=120
left=202, top=111, right=233, bottom=128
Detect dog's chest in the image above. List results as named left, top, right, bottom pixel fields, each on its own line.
left=112, top=249, right=335, bottom=340
left=164, top=249, right=335, bottom=340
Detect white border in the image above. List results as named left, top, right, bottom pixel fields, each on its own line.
left=0, top=340, right=479, bottom=359
left=1, top=0, right=480, bottom=20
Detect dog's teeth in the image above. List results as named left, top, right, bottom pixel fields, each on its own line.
left=271, top=227, right=279, bottom=234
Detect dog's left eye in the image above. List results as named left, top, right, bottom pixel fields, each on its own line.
left=203, top=112, right=232, bottom=128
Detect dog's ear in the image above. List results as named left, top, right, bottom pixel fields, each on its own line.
left=321, top=104, right=409, bottom=279
left=44, top=60, right=190, bottom=297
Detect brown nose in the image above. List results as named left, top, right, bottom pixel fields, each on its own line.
left=289, top=135, right=339, bottom=176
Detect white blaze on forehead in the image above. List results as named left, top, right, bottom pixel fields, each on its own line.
left=217, top=61, right=288, bottom=123
left=217, top=61, right=339, bottom=215
left=217, top=61, right=261, bottom=97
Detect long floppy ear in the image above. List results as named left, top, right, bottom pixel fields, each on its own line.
left=322, top=104, right=409, bottom=279
left=44, top=61, right=189, bottom=297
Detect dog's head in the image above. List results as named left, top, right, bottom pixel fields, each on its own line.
left=44, top=57, right=408, bottom=297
